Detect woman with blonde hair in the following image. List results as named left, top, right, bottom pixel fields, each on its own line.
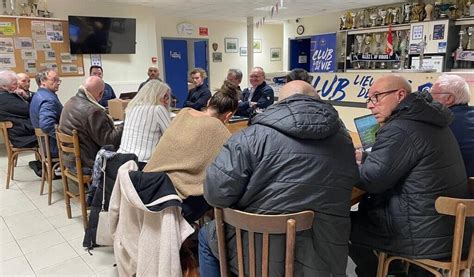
left=118, top=79, right=171, bottom=164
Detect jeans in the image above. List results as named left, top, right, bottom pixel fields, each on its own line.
left=198, top=224, right=221, bottom=277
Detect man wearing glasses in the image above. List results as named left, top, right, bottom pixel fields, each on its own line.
left=29, top=69, right=63, bottom=158
left=430, top=74, right=473, bottom=178
left=349, top=74, right=470, bottom=276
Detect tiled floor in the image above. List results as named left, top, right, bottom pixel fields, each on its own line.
left=0, top=149, right=357, bottom=276
left=0, top=150, right=118, bottom=277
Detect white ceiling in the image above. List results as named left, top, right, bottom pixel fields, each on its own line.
left=101, top=0, right=405, bottom=22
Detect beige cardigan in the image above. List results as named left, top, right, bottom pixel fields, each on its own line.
left=144, top=108, right=231, bottom=198
left=109, top=161, right=194, bottom=277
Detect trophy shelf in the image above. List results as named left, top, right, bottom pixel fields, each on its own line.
left=455, top=18, right=474, bottom=26
left=344, top=23, right=411, bottom=35
left=0, top=14, right=61, bottom=21
left=346, top=69, right=395, bottom=73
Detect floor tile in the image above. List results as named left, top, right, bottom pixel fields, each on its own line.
left=36, top=256, right=94, bottom=277
left=47, top=211, right=83, bottom=229
left=0, top=241, right=23, bottom=262
left=67, top=237, right=89, bottom=256
left=8, top=217, right=54, bottom=240
left=25, top=242, right=78, bottom=271
left=57, top=222, right=86, bottom=241
left=3, top=209, right=45, bottom=228
left=17, top=229, right=65, bottom=254
left=0, top=227, right=15, bottom=244
left=95, top=267, right=119, bottom=277
left=0, top=255, right=35, bottom=276
left=0, top=201, right=37, bottom=218
left=81, top=247, right=116, bottom=273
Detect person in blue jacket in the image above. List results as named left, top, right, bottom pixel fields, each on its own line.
left=235, top=66, right=274, bottom=117
left=431, top=74, right=474, bottom=177
left=29, top=69, right=63, bottom=158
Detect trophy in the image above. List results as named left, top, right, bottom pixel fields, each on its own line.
left=28, top=0, right=38, bottom=16
left=8, top=0, right=15, bottom=15
left=379, top=9, right=388, bottom=25
left=356, top=35, right=364, bottom=54
left=369, top=12, right=378, bottom=27
left=458, top=30, right=466, bottom=51
left=375, top=33, right=383, bottom=54
left=449, top=4, right=458, bottom=18
left=403, top=3, right=411, bottom=23
left=391, top=8, right=400, bottom=24
left=19, top=2, right=27, bottom=15
left=436, top=2, right=453, bottom=18
left=418, top=35, right=427, bottom=69
left=411, top=3, right=425, bottom=22
left=467, top=27, right=473, bottom=50
left=340, top=15, right=347, bottom=30
left=350, top=12, right=358, bottom=29
left=359, top=11, right=366, bottom=28
left=41, top=0, right=50, bottom=17
left=364, top=35, right=373, bottom=54
left=2, top=0, right=7, bottom=15
left=425, top=4, right=434, bottom=21
left=463, top=1, right=471, bottom=17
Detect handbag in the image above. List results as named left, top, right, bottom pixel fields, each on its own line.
left=96, top=159, right=114, bottom=246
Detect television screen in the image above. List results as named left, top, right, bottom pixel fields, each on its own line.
left=68, top=15, right=136, bottom=54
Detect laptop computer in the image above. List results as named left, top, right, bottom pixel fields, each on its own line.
left=353, top=114, right=380, bottom=152
left=119, top=91, right=138, bottom=100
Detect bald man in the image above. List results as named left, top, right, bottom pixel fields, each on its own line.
left=198, top=80, right=359, bottom=276
left=15, top=72, right=34, bottom=102
left=350, top=75, right=470, bottom=276
left=138, top=66, right=162, bottom=91
left=59, top=76, right=123, bottom=172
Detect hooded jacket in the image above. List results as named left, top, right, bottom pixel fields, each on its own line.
left=351, top=91, right=471, bottom=259
left=109, top=161, right=194, bottom=277
left=203, top=94, right=360, bottom=276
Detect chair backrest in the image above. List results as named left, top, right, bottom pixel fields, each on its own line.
left=35, top=128, right=51, bottom=164
left=434, top=196, right=474, bottom=273
left=0, top=121, right=13, bottom=156
left=468, top=177, right=474, bottom=196
left=215, top=208, right=314, bottom=277
left=55, top=126, right=84, bottom=179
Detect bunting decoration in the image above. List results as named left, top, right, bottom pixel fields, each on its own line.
left=256, top=0, right=283, bottom=28
left=385, top=24, right=394, bottom=56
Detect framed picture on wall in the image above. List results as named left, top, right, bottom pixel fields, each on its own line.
left=239, top=47, right=247, bottom=56
left=212, top=52, right=222, bottom=62
left=270, top=48, right=281, bottom=61
left=224, top=38, right=238, bottom=53
left=253, top=39, right=262, bottom=53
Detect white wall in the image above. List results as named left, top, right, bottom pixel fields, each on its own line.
left=29, top=1, right=283, bottom=103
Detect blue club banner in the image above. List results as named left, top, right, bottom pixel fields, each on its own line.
left=310, top=33, right=337, bottom=72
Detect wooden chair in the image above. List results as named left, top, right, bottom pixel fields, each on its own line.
left=0, top=121, right=39, bottom=189
left=469, top=177, right=474, bottom=196
left=55, top=127, right=91, bottom=229
left=35, top=128, right=60, bottom=205
left=377, top=196, right=474, bottom=277
left=215, top=208, right=314, bottom=277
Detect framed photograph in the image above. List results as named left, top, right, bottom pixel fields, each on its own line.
left=212, top=52, right=222, bottom=62
left=239, top=47, right=247, bottom=56
left=225, top=38, right=238, bottom=53
left=270, top=48, right=281, bottom=61
left=253, top=39, right=262, bottom=53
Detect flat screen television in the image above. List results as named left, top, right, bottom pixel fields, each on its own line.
left=68, top=15, right=136, bottom=54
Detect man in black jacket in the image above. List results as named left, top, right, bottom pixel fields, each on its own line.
left=235, top=67, right=274, bottom=117
left=184, top=67, right=211, bottom=111
left=199, top=80, right=359, bottom=276
left=0, top=70, right=36, bottom=148
left=350, top=75, right=471, bottom=276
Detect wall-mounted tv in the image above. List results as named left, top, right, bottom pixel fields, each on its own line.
left=68, top=15, right=136, bottom=54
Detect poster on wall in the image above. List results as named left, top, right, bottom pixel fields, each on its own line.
left=310, top=33, right=336, bottom=72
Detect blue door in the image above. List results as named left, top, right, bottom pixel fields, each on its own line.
left=194, top=40, right=208, bottom=86
left=289, top=38, right=311, bottom=71
left=163, top=39, right=189, bottom=108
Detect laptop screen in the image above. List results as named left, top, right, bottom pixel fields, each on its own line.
left=353, top=114, right=380, bottom=152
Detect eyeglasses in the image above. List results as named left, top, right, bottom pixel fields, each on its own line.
left=365, top=89, right=400, bottom=105
left=46, top=77, right=61, bottom=83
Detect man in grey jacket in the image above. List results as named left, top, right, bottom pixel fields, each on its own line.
left=199, top=80, right=360, bottom=276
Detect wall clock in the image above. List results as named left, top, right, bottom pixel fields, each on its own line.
left=296, top=25, right=305, bottom=35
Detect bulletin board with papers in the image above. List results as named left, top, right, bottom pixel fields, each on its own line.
left=0, top=16, right=84, bottom=77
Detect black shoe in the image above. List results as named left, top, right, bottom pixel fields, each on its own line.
left=29, top=161, right=42, bottom=178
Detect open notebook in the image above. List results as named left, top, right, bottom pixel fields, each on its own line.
left=354, top=114, right=380, bottom=152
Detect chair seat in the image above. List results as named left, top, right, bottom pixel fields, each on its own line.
left=11, top=147, right=38, bottom=152
left=64, top=168, right=91, bottom=184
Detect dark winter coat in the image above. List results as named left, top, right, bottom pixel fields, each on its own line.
left=0, top=91, right=37, bottom=148
left=203, top=94, right=360, bottom=276
left=236, top=81, right=274, bottom=117
left=351, top=91, right=471, bottom=259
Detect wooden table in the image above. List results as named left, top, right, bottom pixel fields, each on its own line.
left=226, top=120, right=248, bottom=134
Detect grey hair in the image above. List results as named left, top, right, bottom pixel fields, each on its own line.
left=228, top=68, right=243, bottom=81
left=36, top=69, right=55, bottom=84
left=0, top=70, right=18, bottom=90
left=436, top=74, right=470, bottom=104
left=125, top=79, right=171, bottom=113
